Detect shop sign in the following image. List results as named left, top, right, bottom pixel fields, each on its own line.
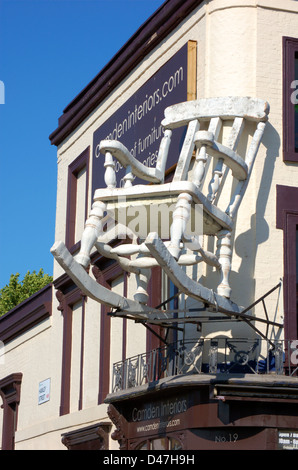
left=0, top=340, right=4, bottom=365
left=278, top=430, right=298, bottom=449
left=92, top=41, right=196, bottom=193
left=38, top=378, right=50, bottom=405
left=132, top=397, right=187, bottom=423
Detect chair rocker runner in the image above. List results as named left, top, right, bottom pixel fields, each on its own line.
left=51, top=96, right=269, bottom=321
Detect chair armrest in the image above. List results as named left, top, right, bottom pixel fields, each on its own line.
left=99, top=140, right=163, bottom=183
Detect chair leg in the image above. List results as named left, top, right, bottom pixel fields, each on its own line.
left=75, top=200, right=107, bottom=268
left=168, top=193, right=192, bottom=259
left=216, top=230, right=232, bottom=298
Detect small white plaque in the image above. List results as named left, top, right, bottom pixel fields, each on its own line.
left=38, top=378, right=50, bottom=405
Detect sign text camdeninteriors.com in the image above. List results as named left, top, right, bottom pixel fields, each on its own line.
left=92, top=42, right=190, bottom=193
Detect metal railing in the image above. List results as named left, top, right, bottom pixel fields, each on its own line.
left=112, top=338, right=298, bottom=392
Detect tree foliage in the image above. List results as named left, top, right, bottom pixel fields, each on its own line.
left=0, top=269, right=53, bottom=317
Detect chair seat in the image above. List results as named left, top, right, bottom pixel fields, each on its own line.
left=94, top=181, right=233, bottom=237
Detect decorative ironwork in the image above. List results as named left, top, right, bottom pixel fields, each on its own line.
left=111, top=338, right=298, bottom=392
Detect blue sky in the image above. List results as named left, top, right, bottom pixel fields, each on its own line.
left=0, top=0, right=165, bottom=288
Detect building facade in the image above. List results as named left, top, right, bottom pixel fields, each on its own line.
left=1, top=0, right=298, bottom=450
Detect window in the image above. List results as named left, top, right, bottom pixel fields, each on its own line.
left=0, top=373, right=22, bottom=450
left=283, top=37, right=298, bottom=162
left=65, top=147, right=90, bottom=250
left=295, top=53, right=298, bottom=153
left=55, top=282, right=86, bottom=416
left=136, top=436, right=182, bottom=450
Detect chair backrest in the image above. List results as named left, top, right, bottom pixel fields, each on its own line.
left=160, top=96, right=269, bottom=221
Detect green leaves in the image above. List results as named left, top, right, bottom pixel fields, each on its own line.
left=0, top=269, right=53, bottom=317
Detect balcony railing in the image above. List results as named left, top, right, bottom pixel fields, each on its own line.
left=112, top=338, right=298, bottom=392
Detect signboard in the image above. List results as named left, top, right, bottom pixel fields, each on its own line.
left=92, top=41, right=196, bottom=194
left=38, top=378, right=50, bottom=405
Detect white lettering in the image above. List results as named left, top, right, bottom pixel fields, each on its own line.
left=0, top=340, right=5, bottom=365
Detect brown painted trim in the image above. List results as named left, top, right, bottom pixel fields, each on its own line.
left=98, top=302, right=111, bottom=405
left=49, top=0, right=204, bottom=146
left=92, top=265, right=111, bottom=405
left=78, top=294, right=86, bottom=411
left=122, top=274, right=128, bottom=362
left=0, top=284, right=52, bottom=344
left=65, top=147, right=90, bottom=250
left=283, top=211, right=298, bottom=341
left=54, top=250, right=126, bottom=411
left=59, top=299, right=73, bottom=415
left=61, top=422, right=112, bottom=450
left=92, top=259, right=126, bottom=404
left=146, top=266, right=163, bottom=352
left=108, top=381, right=298, bottom=450
left=276, top=184, right=298, bottom=341
left=283, top=36, right=298, bottom=162
left=187, top=40, right=197, bottom=101
left=107, top=404, right=127, bottom=450
left=0, top=373, right=22, bottom=450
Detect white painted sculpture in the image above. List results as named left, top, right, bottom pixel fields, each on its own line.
left=51, top=96, right=269, bottom=320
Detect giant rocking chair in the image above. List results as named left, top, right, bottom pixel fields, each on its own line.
left=51, top=97, right=270, bottom=326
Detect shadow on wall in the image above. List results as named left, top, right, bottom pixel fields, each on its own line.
left=233, top=121, right=281, bottom=308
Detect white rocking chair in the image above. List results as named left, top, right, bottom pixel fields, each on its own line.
left=51, top=96, right=269, bottom=321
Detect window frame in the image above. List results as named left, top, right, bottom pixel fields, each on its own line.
left=283, top=36, right=298, bottom=162
left=55, top=281, right=85, bottom=416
